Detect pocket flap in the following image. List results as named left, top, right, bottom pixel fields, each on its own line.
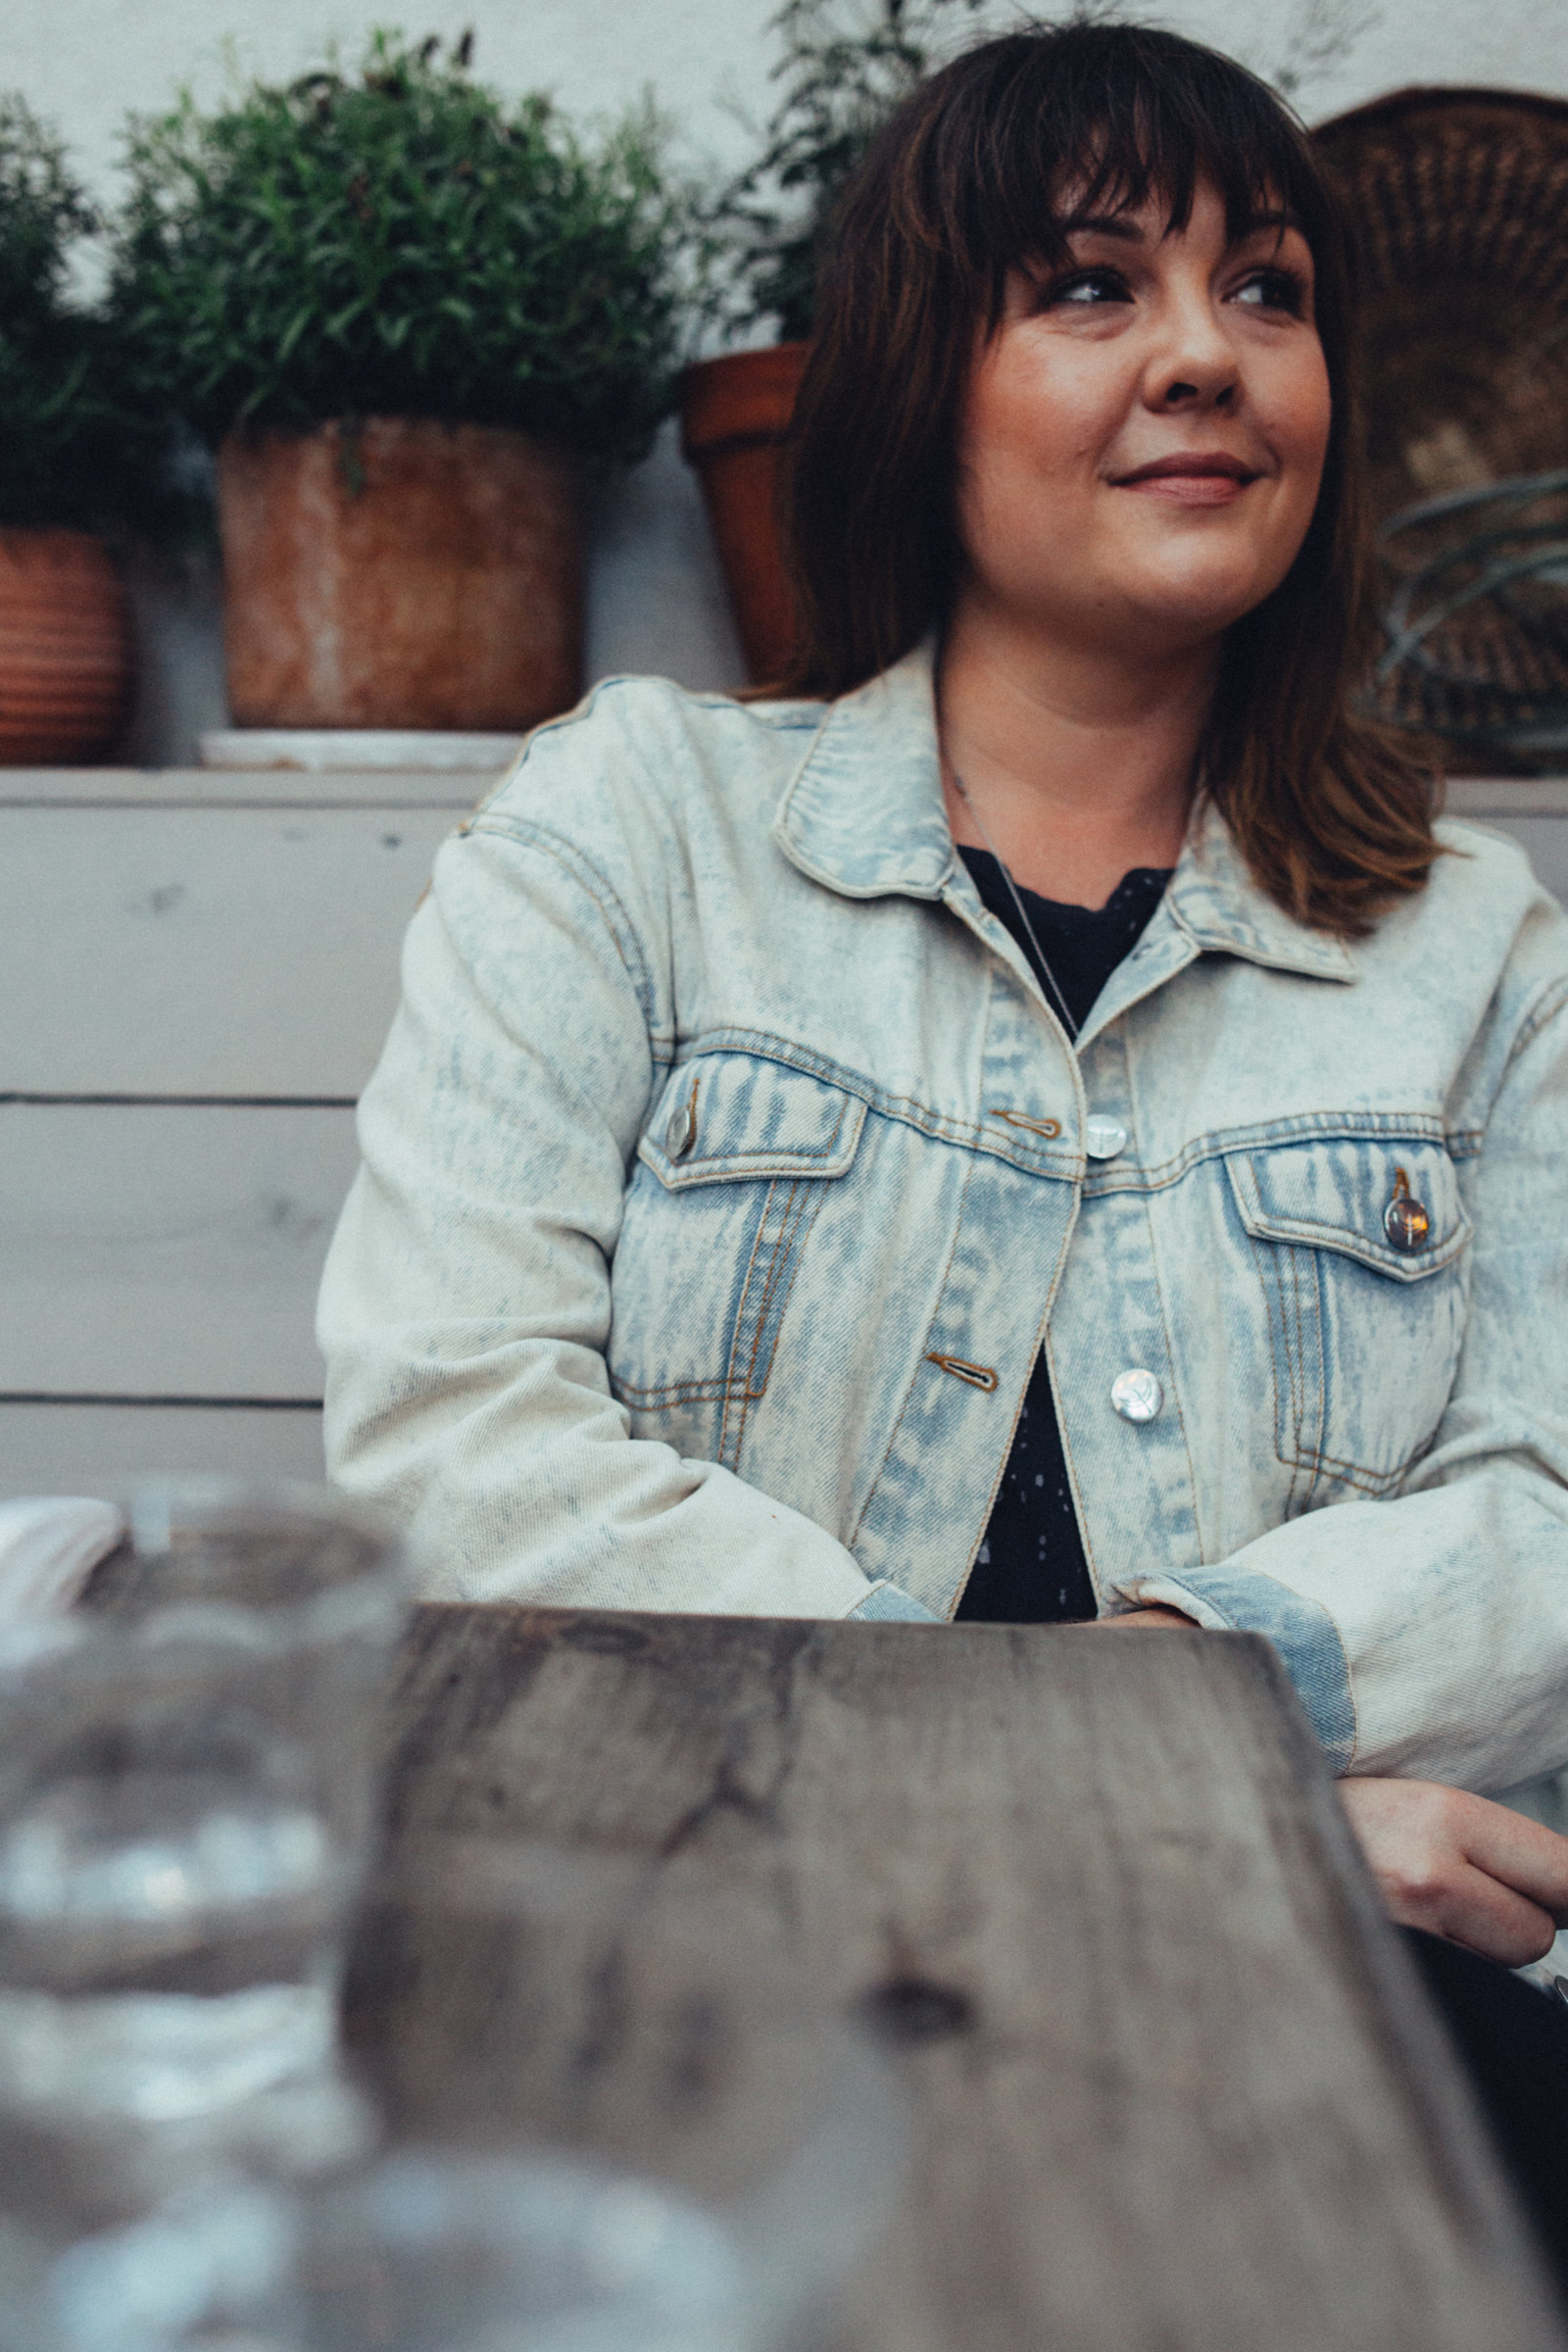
left=1226, top=1135, right=1471, bottom=1281
left=639, top=1053, right=868, bottom=1190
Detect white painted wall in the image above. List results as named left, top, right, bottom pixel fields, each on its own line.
left=10, top=0, right=1568, bottom=757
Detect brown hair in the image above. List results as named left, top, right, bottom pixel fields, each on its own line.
left=781, top=22, right=1439, bottom=937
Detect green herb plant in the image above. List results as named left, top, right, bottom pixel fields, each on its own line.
left=0, top=95, right=165, bottom=531
left=705, top=0, right=988, bottom=343
left=111, top=30, right=685, bottom=464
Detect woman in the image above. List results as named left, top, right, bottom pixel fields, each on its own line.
left=319, top=20, right=1568, bottom=2247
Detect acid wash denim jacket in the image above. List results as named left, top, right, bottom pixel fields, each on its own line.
left=318, top=643, right=1568, bottom=1793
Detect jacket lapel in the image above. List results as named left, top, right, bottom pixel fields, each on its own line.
left=773, top=644, right=1358, bottom=1031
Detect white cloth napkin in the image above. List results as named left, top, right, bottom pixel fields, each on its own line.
left=0, top=1496, right=124, bottom=1627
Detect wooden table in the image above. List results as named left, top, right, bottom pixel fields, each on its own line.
left=344, top=1604, right=1566, bottom=2352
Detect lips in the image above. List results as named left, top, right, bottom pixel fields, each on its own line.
left=1112, top=451, right=1261, bottom=486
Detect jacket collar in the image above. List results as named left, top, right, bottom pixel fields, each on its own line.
left=772, top=638, right=1355, bottom=983
left=772, top=643, right=956, bottom=898
left=1166, top=802, right=1354, bottom=981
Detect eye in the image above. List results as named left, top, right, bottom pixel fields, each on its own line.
left=1042, top=267, right=1134, bottom=310
left=1231, top=266, right=1307, bottom=317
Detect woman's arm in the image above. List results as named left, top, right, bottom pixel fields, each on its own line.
left=1114, top=970, right=1568, bottom=1792
left=1106, top=1607, right=1568, bottom=1962
left=317, top=728, right=906, bottom=1619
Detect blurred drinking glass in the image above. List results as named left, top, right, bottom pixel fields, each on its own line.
left=307, top=1840, right=908, bottom=2352
left=0, top=1480, right=407, bottom=2154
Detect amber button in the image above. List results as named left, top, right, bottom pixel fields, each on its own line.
left=1384, top=1168, right=1431, bottom=1253
left=1385, top=1194, right=1430, bottom=1251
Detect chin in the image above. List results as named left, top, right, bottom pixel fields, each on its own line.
left=1120, top=559, right=1289, bottom=645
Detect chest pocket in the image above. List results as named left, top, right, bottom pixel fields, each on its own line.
left=608, top=1052, right=867, bottom=1469
left=1226, top=1134, right=1472, bottom=1498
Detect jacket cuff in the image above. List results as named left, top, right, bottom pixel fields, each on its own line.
left=1114, top=1566, right=1356, bottom=1770
left=846, top=1578, right=942, bottom=1624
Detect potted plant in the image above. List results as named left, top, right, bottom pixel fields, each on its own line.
left=0, top=97, right=140, bottom=764
left=685, top=0, right=980, bottom=681
left=110, top=32, right=685, bottom=736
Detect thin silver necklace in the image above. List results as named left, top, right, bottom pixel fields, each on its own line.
left=951, top=771, right=1079, bottom=1038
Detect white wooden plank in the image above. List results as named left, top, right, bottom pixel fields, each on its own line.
left=0, top=769, right=484, bottom=808
left=198, top=732, right=521, bottom=774
left=0, top=1103, right=358, bottom=1396
left=0, top=807, right=456, bottom=1096
left=1446, top=779, right=1568, bottom=818
left=3, top=785, right=1558, bottom=1117
left=0, top=1403, right=324, bottom=1497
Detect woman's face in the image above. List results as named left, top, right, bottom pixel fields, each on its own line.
left=954, top=176, right=1332, bottom=664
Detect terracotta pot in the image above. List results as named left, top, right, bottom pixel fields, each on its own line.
left=217, top=417, right=583, bottom=731
left=680, top=343, right=809, bottom=684
left=0, top=529, right=133, bottom=765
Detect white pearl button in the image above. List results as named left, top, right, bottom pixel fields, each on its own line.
left=1085, top=1114, right=1129, bottom=1160
left=1110, top=1367, right=1163, bottom=1423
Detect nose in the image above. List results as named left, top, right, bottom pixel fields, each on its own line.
left=1145, top=297, right=1242, bottom=414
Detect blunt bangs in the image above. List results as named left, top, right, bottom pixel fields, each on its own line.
left=937, top=25, right=1335, bottom=329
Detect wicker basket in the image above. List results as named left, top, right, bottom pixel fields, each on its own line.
left=1314, top=89, right=1568, bottom=763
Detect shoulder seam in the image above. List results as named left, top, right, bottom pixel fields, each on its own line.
left=1508, top=970, right=1568, bottom=1066
left=467, top=809, right=660, bottom=1037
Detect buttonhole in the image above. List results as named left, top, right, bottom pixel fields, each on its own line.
left=926, top=1352, right=999, bottom=1393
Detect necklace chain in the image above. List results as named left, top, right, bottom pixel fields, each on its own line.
left=951, top=772, right=1079, bottom=1038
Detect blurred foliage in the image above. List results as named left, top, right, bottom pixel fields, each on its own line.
left=109, top=30, right=687, bottom=463
left=702, top=0, right=987, bottom=343
left=0, top=94, right=176, bottom=532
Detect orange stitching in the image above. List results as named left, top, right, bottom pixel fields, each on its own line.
left=717, top=1176, right=781, bottom=1462
left=722, top=1180, right=785, bottom=1463
left=611, top=1372, right=736, bottom=1407
left=925, top=1352, right=999, bottom=1393
left=991, top=1108, right=1063, bottom=1140
left=848, top=994, right=994, bottom=1553
left=655, top=1078, right=853, bottom=1172
left=727, top=1178, right=808, bottom=1465
left=746, top=1182, right=803, bottom=1393
left=717, top=1174, right=831, bottom=1467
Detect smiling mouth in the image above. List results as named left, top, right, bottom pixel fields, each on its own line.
left=1111, top=453, right=1262, bottom=487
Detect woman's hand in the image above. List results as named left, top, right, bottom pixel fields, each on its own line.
left=1086, top=1622, right=1568, bottom=1965
left=1339, top=1777, right=1568, bottom=1967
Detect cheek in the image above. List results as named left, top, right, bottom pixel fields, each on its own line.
left=959, top=343, right=1109, bottom=501
left=1275, top=346, right=1334, bottom=505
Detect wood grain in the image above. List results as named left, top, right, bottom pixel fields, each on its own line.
left=0, top=805, right=455, bottom=1096
left=347, top=1605, right=1567, bottom=2352
left=0, top=1401, right=323, bottom=1495
left=0, top=1102, right=357, bottom=1396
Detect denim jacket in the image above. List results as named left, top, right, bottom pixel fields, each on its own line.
left=318, top=645, right=1568, bottom=1790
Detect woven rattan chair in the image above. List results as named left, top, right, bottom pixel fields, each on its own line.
left=1314, top=89, right=1568, bottom=763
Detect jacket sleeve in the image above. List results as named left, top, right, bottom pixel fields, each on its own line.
left=1115, top=973, right=1568, bottom=1791
left=317, top=740, right=927, bottom=1622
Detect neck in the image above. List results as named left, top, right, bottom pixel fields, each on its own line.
left=937, top=597, right=1218, bottom=909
